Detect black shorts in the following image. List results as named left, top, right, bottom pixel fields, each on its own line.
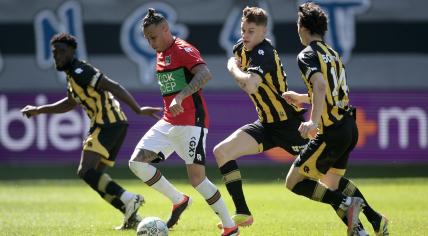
left=240, top=117, right=308, bottom=155
left=294, top=112, right=358, bottom=179
left=83, top=123, right=128, bottom=167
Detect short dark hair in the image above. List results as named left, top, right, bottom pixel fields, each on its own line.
left=241, top=6, right=268, bottom=26
left=298, top=2, right=328, bottom=36
left=50, top=32, right=77, bottom=49
left=142, top=8, right=166, bottom=28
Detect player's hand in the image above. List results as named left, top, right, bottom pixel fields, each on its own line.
left=169, top=95, right=184, bottom=117
left=138, top=106, right=163, bottom=119
left=227, top=57, right=240, bottom=72
left=282, top=91, right=300, bottom=105
left=298, top=120, right=318, bottom=139
left=21, top=105, right=40, bottom=118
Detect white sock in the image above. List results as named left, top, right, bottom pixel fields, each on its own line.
left=119, top=191, right=134, bottom=204
left=340, top=196, right=353, bottom=210
left=195, top=177, right=235, bottom=228
left=129, top=161, right=183, bottom=204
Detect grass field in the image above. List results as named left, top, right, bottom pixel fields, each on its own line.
left=1, top=178, right=427, bottom=236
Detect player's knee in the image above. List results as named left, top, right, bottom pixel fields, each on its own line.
left=128, top=160, right=148, bottom=175
left=285, top=175, right=296, bottom=191
left=213, top=144, right=228, bottom=162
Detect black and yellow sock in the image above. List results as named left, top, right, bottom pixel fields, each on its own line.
left=331, top=195, right=364, bottom=229
left=82, top=169, right=125, bottom=200
left=291, top=179, right=346, bottom=206
left=338, top=178, right=382, bottom=229
left=220, top=160, right=251, bottom=215
left=99, top=192, right=126, bottom=213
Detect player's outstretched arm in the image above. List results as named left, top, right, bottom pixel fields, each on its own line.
left=282, top=91, right=310, bottom=105
left=169, top=64, right=212, bottom=117
left=21, top=95, right=77, bottom=118
left=97, top=75, right=162, bottom=119
left=226, top=57, right=261, bottom=94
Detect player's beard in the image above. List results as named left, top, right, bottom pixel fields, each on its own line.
left=55, top=60, right=72, bottom=71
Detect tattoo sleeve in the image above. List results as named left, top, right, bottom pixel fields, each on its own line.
left=178, top=65, right=212, bottom=98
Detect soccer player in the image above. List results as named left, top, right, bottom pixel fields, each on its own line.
left=283, top=3, right=389, bottom=236
left=214, top=6, right=308, bottom=228
left=127, top=9, right=239, bottom=236
left=20, top=33, right=162, bottom=230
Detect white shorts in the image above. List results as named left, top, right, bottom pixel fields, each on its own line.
left=134, top=119, right=208, bottom=165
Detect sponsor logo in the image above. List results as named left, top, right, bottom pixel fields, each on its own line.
left=0, top=94, right=89, bottom=152
left=258, top=49, right=264, bottom=56
left=189, top=136, right=197, bottom=157
left=165, top=56, right=171, bottom=66
left=74, top=68, right=83, bottom=74
left=303, top=166, right=310, bottom=173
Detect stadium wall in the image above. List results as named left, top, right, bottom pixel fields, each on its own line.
left=1, top=0, right=427, bottom=167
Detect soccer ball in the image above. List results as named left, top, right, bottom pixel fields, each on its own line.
left=136, top=216, right=168, bottom=236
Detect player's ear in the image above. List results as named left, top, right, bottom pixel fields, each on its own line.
left=161, top=21, right=169, bottom=33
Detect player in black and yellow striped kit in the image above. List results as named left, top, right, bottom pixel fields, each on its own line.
left=21, top=33, right=161, bottom=230
left=214, top=7, right=308, bottom=228
left=283, top=3, right=389, bottom=236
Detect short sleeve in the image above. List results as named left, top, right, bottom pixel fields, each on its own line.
left=247, top=46, right=275, bottom=78
left=70, top=62, right=102, bottom=88
left=232, top=39, right=243, bottom=55
left=297, top=50, right=321, bottom=83
left=179, top=46, right=206, bottom=71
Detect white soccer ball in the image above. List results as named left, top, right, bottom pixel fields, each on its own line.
left=136, top=216, right=168, bottom=236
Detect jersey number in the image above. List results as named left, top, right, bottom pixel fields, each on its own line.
left=330, top=67, right=349, bottom=108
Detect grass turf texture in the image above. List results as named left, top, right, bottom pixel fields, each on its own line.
left=1, top=178, right=427, bottom=235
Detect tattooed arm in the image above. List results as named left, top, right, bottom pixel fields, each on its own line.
left=169, top=64, right=212, bottom=117
left=226, top=57, right=261, bottom=94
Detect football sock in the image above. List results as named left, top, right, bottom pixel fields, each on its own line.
left=119, top=191, right=134, bottom=204
left=82, top=169, right=125, bottom=197
left=195, top=177, right=235, bottom=228
left=103, top=193, right=126, bottom=213
left=129, top=161, right=183, bottom=204
left=338, top=177, right=382, bottom=229
left=331, top=194, right=365, bottom=229
left=291, top=179, right=346, bottom=206
left=220, top=160, right=251, bottom=215
left=81, top=169, right=127, bottom=213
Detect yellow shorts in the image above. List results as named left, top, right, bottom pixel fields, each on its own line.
left=83, top=123, right=128, bottom=167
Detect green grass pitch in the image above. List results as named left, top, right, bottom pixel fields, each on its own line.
left=1, top=178, right=427, bottom=236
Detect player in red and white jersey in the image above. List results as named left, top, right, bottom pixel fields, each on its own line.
left=128, top=9, right=239, bottom=236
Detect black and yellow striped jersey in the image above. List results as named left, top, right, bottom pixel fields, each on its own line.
left=66, top=59, right=127, bottom=127
left=297, top=40, right=350, bottom=129
left=233, top=39, right=304, bottom=123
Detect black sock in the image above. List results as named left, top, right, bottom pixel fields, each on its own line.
left=338, top=178, right=382, bottom=230
left=220, top=160, right=251, bottom=215
left=94, top=190, right=126, bottom=213
left=291, top=179, right=345, bottom=206
left=83, top=169, right=125, bottom=198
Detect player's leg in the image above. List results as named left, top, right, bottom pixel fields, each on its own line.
left=128, top=120, right=187, bottom=228
left=214, top=123, right=261, bottom=225
left=80, top=124, right=144, bottom=229
left=321, top=172, right=369, bottom=236
left=178, top=125, right=238, bottom=235
left=77, top=151, right=143, bottom=225
left=186, top=164, right=238, bottom=235
left=323, top=172, right=387, bottom=235
left=285, top=164, right=364, bottom=236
